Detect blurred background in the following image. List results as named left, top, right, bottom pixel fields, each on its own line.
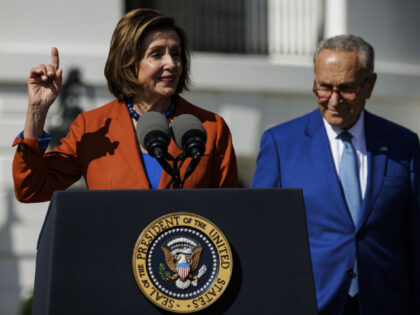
left=1, top=0, right=420, bottom=314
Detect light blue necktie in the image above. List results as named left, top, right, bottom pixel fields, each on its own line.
left=338, top=131, right=362, bottom=297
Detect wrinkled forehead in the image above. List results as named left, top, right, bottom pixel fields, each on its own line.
left=314, top=49, right=367, bottom=83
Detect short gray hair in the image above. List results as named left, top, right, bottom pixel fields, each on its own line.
left=313, top=34, right=375, bottom=74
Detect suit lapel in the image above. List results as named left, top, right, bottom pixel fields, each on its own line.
left=107, top=100, right=151, bottom=188
left=356, top=111, right=388, bottom=230
left=305, top=110, right=355, bottom=225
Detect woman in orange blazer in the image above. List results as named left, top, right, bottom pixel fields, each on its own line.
left=12, top=9, right=238, bottom=203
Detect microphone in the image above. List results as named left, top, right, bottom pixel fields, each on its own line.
left=137, top=111, right=171, bottom=159
left=171, top=114, right=207, bottom=159
left=171, top=114, right=207, bottom=186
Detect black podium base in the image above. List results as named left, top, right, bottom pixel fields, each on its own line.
left=33, top=189, right=317, bottom=314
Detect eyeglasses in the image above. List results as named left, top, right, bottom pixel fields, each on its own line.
left=313, top=77, right=369, bottom=102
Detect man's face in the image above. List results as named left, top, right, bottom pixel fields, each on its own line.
left=314, top=49, right=376, bottom=129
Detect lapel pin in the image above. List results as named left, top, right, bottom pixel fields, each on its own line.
left=380, top=146, right=388, bottom=153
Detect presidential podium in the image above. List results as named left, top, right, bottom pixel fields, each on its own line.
left=32, top=189, right=318, bottom=314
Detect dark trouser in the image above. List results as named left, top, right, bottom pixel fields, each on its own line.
left=343, top=295, right=360, bottom=315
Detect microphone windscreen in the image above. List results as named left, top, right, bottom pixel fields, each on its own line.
left=136, top=111, right=170, bottom=148
left=171, top=114, right=207, bottom=150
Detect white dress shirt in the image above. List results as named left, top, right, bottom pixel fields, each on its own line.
left=323, top=111, right=368, bottom=199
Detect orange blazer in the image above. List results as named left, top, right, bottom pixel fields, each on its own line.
left=12, top=96, right=238, bottom=202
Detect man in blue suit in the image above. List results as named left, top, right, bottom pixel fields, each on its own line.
left=252, top=35, right=420, bottom=315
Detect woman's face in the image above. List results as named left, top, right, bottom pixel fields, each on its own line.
left=137, top=29, right=182, bottom=101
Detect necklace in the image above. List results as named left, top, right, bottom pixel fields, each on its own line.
left=126, top=100, right=176, bottom=121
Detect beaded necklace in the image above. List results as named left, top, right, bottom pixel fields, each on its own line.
left=126, top=100, right=176, bottom=121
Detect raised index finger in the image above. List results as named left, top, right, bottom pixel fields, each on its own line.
left=51, top=47, right=59, bottom=69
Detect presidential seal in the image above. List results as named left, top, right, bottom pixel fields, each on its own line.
left=132, top=212, right=232, bottom=313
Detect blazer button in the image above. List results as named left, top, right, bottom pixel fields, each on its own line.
left=346, top=268, right=356, bottom=278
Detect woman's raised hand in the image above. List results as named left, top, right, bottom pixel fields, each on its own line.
left=28, top=47, right=63, bottom=110
left=24, top=47, right=63, bottom=138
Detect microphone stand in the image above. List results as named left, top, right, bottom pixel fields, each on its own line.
left=154, top=152, right=183, bottom=189
left=154, top=151, right=202, bottom=189
left=170, top=150, right=202, bottom=189
left=180, top=155, right=202, bottom=188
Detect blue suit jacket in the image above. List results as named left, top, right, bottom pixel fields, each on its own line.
left=252, top=109, right=420, bottom=315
